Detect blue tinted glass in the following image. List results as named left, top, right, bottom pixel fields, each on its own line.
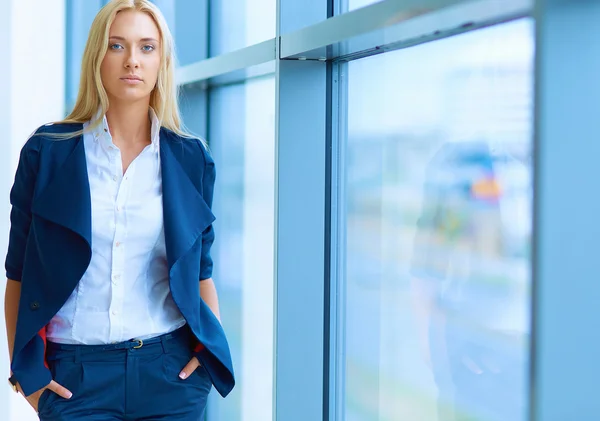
left=209, top=0, right=276, bottom=56
left=208, top=77, right=275, bottom=421
left=65, top=0, right=104, bottom=112
left=152, top=0, right=207, bottom=66
left=341, top=19, right=534, bottom=421
left=339, top=0, right=383, bottom=13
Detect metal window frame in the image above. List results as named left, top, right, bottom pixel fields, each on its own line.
left=530, top=0, right=600, bottom=419
left=175, top=1, right=543, bottom=421
left=273, top=1, right=535, bottom=421
left=328, top=60, right=347, bottom=421
left=176, top=0, right=532, bottom=89
left=176, top=40, right=277, bottom=86
left=272, top=1, right=330, bottom=420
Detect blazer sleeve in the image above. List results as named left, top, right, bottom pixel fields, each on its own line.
left=199, top=141, right=216, bottom=281
left=5, top=137, right=40, bottom=282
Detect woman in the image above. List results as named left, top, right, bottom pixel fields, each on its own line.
left=4, top=0, right=234, bottom=419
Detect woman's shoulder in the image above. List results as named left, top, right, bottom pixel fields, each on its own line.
left=23, top=122, right=84, bottom=150
left=33, top=122, right=83, bottom=137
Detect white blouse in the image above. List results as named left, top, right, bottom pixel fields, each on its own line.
left=46, top=108, right=186, bottom=344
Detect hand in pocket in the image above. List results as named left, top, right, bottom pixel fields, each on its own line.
left=19, top=380, right=73, bottom=412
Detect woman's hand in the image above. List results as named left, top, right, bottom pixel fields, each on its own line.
left=17, top=380, right=72, bottom=412
left=178, top=356, right=202, bottom=380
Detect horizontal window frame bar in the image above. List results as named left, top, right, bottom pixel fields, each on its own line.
left=183, top=63, right=276, bottom=91
left=176, top=38, right=276, bottom=86
left=329, top=0, right=532, bottom=63
left=176, top=0, right=532, bottom=87
left=281, top=0, right=477, bottom=59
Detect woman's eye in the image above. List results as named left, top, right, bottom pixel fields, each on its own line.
left=142, top=45, right=155, bottom=52
left=110, top=43, right=124, bottom=50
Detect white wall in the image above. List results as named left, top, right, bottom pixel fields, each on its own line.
left=0, top=0, right=65, bottom=419
left=0, top=0, right=13, bottom=412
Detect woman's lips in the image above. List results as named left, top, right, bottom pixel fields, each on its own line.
left=121, top=77, right=142, bottom=84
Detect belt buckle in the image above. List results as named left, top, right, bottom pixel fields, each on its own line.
left=133, top=339, right=143, bottom=349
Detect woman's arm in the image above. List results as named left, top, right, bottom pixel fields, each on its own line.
left=4, top=279, right=20, bottom=363
left=5, top=277, right=72, bottom=406
left=200, top=278, right=221, bottom=322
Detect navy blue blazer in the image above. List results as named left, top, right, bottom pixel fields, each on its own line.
left=5, top=123, right=235, bottom=398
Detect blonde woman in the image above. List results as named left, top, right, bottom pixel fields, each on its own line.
left=4, top=1, right=234, bottom=419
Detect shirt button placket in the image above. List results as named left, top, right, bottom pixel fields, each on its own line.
left=110, top=151, right=126, bottom=342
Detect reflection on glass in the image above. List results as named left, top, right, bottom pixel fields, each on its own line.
left=208, top=77, right=275, bottom=421
left=210, top=0, right=276, bottom=56
left=341, top=19, right=533, bottom=421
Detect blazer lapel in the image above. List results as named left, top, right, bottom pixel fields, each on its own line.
left=160, top=131, right=216, bottom=272
left=31, top=134, right=92, bottom=248
left=30, top=127, right=215, bottom=278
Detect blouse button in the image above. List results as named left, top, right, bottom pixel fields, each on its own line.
left=30, top=301, right=40, bottom=311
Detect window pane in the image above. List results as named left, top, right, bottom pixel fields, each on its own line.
left=208, top=77, right=275, bottom=421
left=152, top=0, right=208, bottom=66
left=210, top=0, right=276, bottom=57
left=338, top=0, right=383, bottom=13
left=340, top=19, right=534, bottom=421
left=65, top=0, right=104, bottom=112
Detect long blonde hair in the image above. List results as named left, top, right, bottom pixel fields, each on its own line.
left=52, top=0, right=193, bottom=139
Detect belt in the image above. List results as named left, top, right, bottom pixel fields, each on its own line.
left=46, top=324, right=189, bottom=357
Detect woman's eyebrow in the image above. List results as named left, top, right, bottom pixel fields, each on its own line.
left=109, top=35, right=159, bottom=43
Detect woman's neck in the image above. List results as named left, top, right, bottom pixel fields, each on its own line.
left=105, top=100, right=152, bottom=147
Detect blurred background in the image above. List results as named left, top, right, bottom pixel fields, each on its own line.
left=0, top=0, right=597, bottom=420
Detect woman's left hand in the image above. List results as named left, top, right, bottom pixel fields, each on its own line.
left=178, top=356, right=202, bottom=380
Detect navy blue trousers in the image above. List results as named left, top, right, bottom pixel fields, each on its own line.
left=37, top=325, right=212, bottom=420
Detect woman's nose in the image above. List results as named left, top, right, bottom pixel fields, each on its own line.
left=125, top=54, right=140, bottom=69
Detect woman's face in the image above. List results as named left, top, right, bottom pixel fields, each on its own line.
left=100, top=10, right=161, bottom=105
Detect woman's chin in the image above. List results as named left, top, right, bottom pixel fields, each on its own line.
left=109, top=90, right=152, bottom=104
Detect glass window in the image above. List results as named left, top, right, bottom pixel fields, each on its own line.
left=338, top=19, right=534, bottom=421
left=339, top=0, right=383, bottom=13
left=207, top=77, right=275, bottom=421
left=65, top=0, right=104, bottom=113
left=209, top=0, right=276, bottom=57
left=152, top=0, right=208, bottom=66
